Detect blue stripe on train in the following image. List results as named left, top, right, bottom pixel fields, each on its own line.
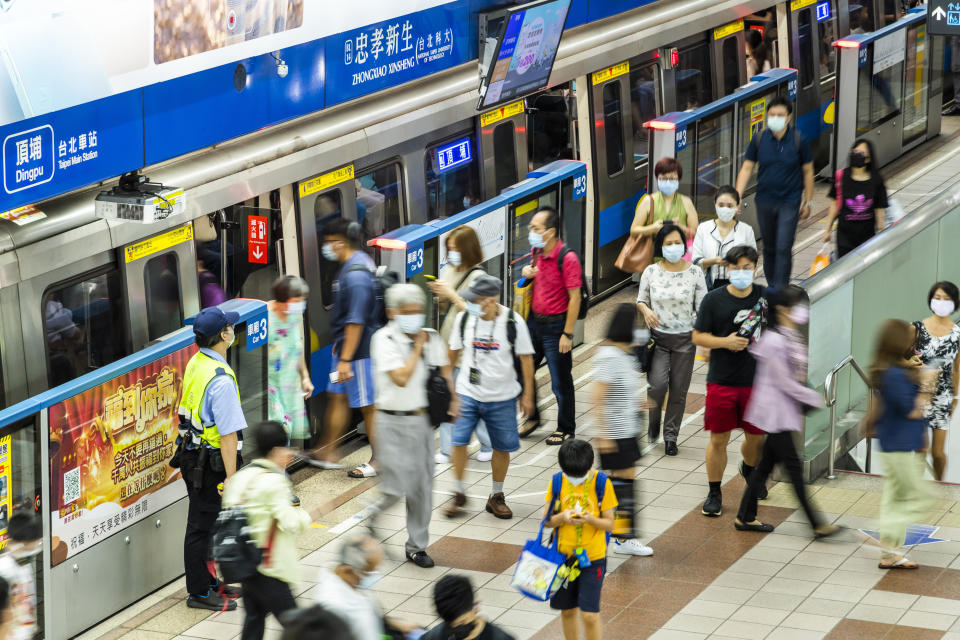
left=598, top=191, right=644, bottom=246
left=309, top=343, right=334, bottom=394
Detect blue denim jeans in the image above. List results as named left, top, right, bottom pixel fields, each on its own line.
left=438, top=370, right=492, bottom=455
left=755, top=198, right=801, bottom=289
left=452, top=395, right=520, bottom=453
left=527, top=316, right=576, bottom=435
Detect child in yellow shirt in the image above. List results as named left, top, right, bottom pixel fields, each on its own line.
left=543, top=439, right=616, bottom=640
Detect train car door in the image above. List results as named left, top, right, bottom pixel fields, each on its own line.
left=712, top=19, right=748, bottom=96
left=477, top=100, right=529, bottom=198
left=120, top=223, right=199, bottom=351
left=590, top=60, right=638, bottom=297
left=789, top=0, right=838, bottom=171
left=527, top=82, right=579, bottom=170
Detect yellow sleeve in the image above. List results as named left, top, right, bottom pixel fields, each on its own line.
left=600, top=478, right=618, bottom=512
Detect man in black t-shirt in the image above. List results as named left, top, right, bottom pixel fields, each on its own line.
left=692, top=245, right=768, bottom=518
left=420, top=574, right=516, bottom=640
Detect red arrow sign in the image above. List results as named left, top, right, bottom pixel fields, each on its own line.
left=247, top=215, right=268, bottom=264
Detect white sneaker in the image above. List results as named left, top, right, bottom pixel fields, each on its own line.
left=434, top=452, right=450, bottom=464
left=475, top=450, right=493, bottom=462
left=613, top=538, right=653, bottom=556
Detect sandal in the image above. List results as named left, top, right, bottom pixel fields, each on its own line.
left=518, top=419, right=540, bottom=438
left=545, top=431, right=573, bottom=446
left=879, top=556, right=918, bottom=570
left=347, top=463, right=377, bottom=479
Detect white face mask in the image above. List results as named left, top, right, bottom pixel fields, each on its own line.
left=931, top=299, right=956, bottom=318
left=661, top=244, right=685, bottom=263
left=466, top=301, right=483, bottom=317
left=563, top=473, right=588, bottom=486
left=321, top=243, right=338, bottom=262
left=715, top=206, right=737, bottom=222
left=394, top=313, right=425, bottom=334
left=462, top=197, right=472, bottom=209
left=767, top=115, right=788, bottom=133
left=729, top=269, right=754, bottom=290
left=447, top=250, right=462, bottom=267
left=357, top=570, right=380, bottom=590
left=286, top=300, right=306, bottom=315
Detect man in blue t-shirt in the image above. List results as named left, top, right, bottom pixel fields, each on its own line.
left=735, top=96, right=814, bottom=289
left=307, top=218, right=383, bottom=479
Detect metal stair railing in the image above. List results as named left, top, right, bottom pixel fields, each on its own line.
left=823, top=355, right=874, bottom=480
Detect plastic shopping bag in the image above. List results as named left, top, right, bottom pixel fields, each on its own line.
left=809, top=243, right=831, bottom=276
left=885, top=198, right=906, bottom=228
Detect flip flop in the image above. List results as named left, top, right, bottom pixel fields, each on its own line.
left=348, top=463, right=377, bottom=479
left=879, top=556, right=918, bottom=570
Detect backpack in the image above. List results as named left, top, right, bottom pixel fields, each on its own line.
left=346, top=263, right=398, bottom=329
left=549, top=471, right=610, bottom=546
left=211, top=470, right=277, bottom=584
left=459, top=307, right=523, bottom=383
left=557, top=247, right=590, bottom=320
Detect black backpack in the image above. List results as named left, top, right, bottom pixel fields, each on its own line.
left=346, top=263, right=398, bottom=329
left=556, top=246, right=589, bottom=320
left=211, top=470, right=275, bottom=584
left=459, top=307, right=523, bottom=383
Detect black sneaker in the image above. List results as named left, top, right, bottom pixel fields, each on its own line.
left=740, top=462, right=768, bottom=500
left=702, top=490, right=722, bottom=517
left=943, top=104, right=960, bottom=116
left=406, top=551, right=435, bottom=568
left=664, top=441, right=678, bottom=456
left=209, top=580, right=241, bottom=599
left=187, top=591, right=237, bottom=611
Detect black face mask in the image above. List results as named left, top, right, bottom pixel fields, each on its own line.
left=450, top=620, right=478, bottom=640
left=849, top=151, right=868, bottom=168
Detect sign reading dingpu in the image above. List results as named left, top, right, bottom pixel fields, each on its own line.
left=47, top=345, right=196, bottom=565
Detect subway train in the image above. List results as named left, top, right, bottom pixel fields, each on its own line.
left=0, top=0, right=938, bottom=447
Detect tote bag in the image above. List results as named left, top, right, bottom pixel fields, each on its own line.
left=615, top=195, right=654, bottom=274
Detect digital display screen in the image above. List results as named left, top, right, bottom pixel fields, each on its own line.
left=436, top=138, right=472, bottom=172
left=816, top=1, right=831, bottom=22
left=478, top=0, right=571, bottom=110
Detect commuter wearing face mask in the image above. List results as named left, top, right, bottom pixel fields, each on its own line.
left=629, top=157, right=700, bottom=250
left=735, top=96, right=814, bottom=288
left=0, top=511, right=42, bottom=640
left=637, top=224, right=707, bottom=455
left=692, top=245, right=768, bottom=517
left=911, top=281, right=960, bottom=481
left=267, top=276, right=314, bottom=443
left=421, top=574, right=516, bottom=640
left=821, top=139, right=888, bottom=258
left=692, top=186, right=757, bottom=290
left=368, top=284, right=457, bottom=568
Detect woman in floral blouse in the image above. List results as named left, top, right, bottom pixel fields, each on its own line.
left=268, top=276, right=314, bottom=442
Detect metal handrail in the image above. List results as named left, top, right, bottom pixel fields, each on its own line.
left=823, top=355, right=873, bottom=479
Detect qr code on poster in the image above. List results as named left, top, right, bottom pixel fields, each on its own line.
left=63, top=467, right=81, bottom=505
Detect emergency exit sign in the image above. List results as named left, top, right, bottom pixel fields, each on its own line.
left=248, top=214, right=268, bottom=264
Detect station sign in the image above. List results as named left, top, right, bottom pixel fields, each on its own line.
left=928, top=2, right=960, bottom=35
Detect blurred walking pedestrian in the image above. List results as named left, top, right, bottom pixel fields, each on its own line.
left=420, top=574, right=516, bottom=640
left=268, top=276, right=313, bottom=443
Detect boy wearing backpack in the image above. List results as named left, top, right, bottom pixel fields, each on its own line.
left=222, top=421, right=311, bottom=640
left=444, top=275, right=535, bottom=520
left=543, top=439, right=616, bottom=640
left=522, top=207, right=587, bottom=446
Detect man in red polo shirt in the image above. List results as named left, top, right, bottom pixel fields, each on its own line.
left=521, top=206, right=582, bottom=445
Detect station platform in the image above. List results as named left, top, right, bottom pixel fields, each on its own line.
left=79, top=121, right=960, bottom=640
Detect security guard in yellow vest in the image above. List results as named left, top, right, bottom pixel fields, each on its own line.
left=177, top=306, right=247, bottom=611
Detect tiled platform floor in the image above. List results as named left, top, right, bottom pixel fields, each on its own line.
left=75, top=120, right=960, bottom=640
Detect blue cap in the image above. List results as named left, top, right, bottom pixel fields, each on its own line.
left=191, top=306, right=240, bottom=338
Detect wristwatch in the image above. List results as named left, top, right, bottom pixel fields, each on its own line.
left=562, top=331, right=573, bottom=339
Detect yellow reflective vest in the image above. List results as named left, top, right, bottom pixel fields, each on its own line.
left=178, top=351, right=240, bottom=449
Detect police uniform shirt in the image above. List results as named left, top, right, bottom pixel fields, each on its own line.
left=197, top=348, right=247, bottom=440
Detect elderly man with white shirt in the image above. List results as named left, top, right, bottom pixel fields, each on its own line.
left=367, top=283, right=457, bottom=569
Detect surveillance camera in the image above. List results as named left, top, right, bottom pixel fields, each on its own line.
left=277, top=60, right=288, bottom=78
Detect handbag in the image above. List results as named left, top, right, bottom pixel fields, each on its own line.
left=426, top=364, right=451, bottom=428
left=513, top=275, right=534, bottom=320
left=614, top=195, right=654, bottom=274
left=511, top=475, right=572, bottom=602
left=633, top=333, right=656, bottom=374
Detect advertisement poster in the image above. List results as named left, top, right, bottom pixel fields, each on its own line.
left=0, top=435, right=11, bottom=550
left=47, top=346, right=196, bottom=565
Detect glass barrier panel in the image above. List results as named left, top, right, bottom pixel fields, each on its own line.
left=798, top=9, right=815, bottom=89
left=737, top=90, right=777, bottom=196
left=230, top=320, right=269, bottom=457
left=902, top=24, right=928, bottom=146
left=694, top=108, right=734, bottom=216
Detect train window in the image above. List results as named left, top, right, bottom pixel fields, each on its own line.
left=493, top=121, right=519, bottom=194
left=356, top=163, right=404, bottom=242
left=529, top=90, right=575, bottom=169
left=693, top=108, right=734, bottom=215
left=882, top=0, right=906, bottom=25
left=902, top=25, right=927, bottom=144
left=424, top=136, right=482, bottom=221
left=849, top=2, right=875, bottom=34
left=314, top=189, right=344, bottom=307
left=677, top=44, right=714, bottom=110
left=42, top=269, right=130, bottom=388
left=144, top=253, right=183, bottom=341
left=817, top=2, right=838, bottom=77
left=510, top=191, right=559, bottom=266
left=630, top=63, right=659, bottom=165
left=602, top=82, right=624, bottom=176
left=722, top=38, right=741, bottom=95
left=797, top=10, right=815, bottom=89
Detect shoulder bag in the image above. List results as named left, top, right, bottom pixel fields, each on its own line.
left=614, top=194, right=654, bottom=274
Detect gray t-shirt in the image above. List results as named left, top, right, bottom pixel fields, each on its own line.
left=592, top=345, right=641, bottom=439
left=637, top=263, right=707, bottom=334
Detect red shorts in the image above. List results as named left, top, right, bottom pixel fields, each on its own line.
left=704, top=383, right=765, bottom=435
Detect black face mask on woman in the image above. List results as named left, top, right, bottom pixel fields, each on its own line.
left=849, top=151, right=868, bottom=168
